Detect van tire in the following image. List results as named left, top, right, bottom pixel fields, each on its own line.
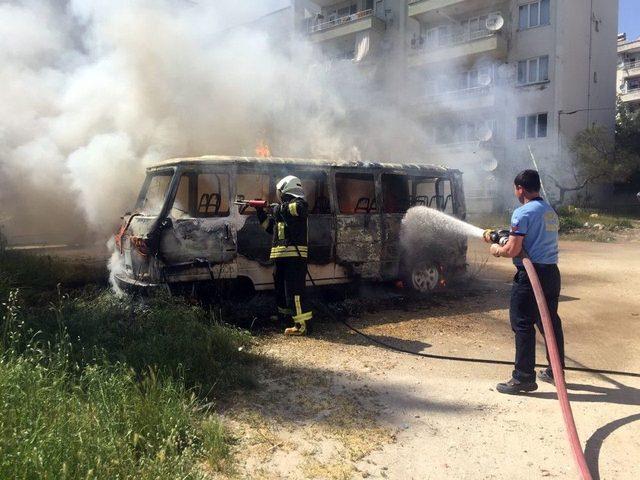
left=405, top=262, right=440, bottom=293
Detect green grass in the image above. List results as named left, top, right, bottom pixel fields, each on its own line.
left=0, top=349, right=232, bottom=479
left=0, top=250, right=255, bottom=479
left=556, top=206, right=638, bottom=239
left=468, top=208, right=637, bottom=243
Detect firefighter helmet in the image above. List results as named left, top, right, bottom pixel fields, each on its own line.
left=276, top=175, right=305, bottom=200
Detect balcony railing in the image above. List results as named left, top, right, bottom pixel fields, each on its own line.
left=308, top=9, right=374, bottom=34
left=619, top=60, right=640, bottom=70
left=410, top=28, right=495, bottom=51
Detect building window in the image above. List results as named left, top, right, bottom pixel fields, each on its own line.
left=517, top=113, right=548, bottom=139
left=517, top=55, right=549, bottom=85
left=519, top=0, right=550, bottom=30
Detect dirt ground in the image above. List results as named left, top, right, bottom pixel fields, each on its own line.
left=219, top=239, right=640, bottom=480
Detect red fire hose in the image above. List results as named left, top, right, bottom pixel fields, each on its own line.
left=522, top=258, right=593, bottom=480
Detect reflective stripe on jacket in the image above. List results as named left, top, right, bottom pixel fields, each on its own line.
left=257, top=198, right=309, bottom=260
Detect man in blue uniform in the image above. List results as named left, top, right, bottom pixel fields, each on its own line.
left=487, top=170, right=565, bottom=394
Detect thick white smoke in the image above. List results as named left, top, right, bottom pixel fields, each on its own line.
left=1, top=0, right=555, bottom=245
left=0, top=0, right=358, bottom=243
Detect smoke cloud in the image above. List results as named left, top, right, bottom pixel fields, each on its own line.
left=1, top=0, right=358, bottom=243
left=1, top=0, right=551, bottom=244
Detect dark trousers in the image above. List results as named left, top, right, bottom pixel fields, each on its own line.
left=510, top=264, right=565, bottom=382
left=273, top=258, right=312, bottom=325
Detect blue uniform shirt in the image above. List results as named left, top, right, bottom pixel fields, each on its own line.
left=510, top=198, right=559, bottom=266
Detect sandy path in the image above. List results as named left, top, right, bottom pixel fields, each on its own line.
left=221, top=240, right=640, bottom=479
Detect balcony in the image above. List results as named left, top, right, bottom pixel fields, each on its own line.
left=408, top=0, right=501, bottom=23
left=619, top=60, right=640, bottom=79
left=415, top=85, right=496, bottom=116
left=408, top=30, right=507, bottom=67
left=620, top=87, right=640, bottom=104
left=307, top=9, right=385, bottom=43
left=618, top=38, right=640, bottom=55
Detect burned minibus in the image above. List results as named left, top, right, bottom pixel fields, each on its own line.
left=113, top=156, right=467, bottom=293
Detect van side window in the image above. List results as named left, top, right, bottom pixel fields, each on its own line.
left=336, top=172, right=376, bottom=214
left=382, top=174, right=410, bottom=213
left=171, top=174, right=190, bottom=218
left=410, top=178, right=437, bottom=208
left=296, top=172, right=331, bottom=214
left=410, top=177, right=454, bottom=213
left=140, top=173, right=172, bottom=216
left=197, top=173, right=230, bottom=217
left=237, top=173, right=273, bottom=215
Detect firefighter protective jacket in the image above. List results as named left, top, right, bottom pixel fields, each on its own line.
left=257, top=198, right=309, bottom=260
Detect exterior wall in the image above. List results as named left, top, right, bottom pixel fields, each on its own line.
left=617, top=37, right=640, bottom=109
left=285, top=0, right=619, bottom=209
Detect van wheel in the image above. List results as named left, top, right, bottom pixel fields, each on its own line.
left=407, top=263, right=440, bottom=293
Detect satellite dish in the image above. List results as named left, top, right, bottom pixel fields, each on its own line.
left=486, top=13, right=504, bottom=32
left=476, top=125, right=493, bottom=142
left=478, top=73, right=492, bottom=86
left=497, top=63, right=513, bottom=79
left=481, top=156, right=499, bottom=172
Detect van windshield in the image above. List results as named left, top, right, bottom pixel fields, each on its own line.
left=137, top=172, right=173, bottom=216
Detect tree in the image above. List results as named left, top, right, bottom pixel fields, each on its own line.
left=547, top=103, right=640, bottom=205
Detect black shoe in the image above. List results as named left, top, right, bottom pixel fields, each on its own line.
left=537, top=369, right=555, bottom=385
left=496, top=378, right=538, bottom=395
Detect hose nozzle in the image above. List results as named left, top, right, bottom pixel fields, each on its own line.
left=484, top=229, right=510, bottom=246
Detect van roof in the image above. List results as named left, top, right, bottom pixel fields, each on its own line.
left=149, top=155, right=460, bottom=174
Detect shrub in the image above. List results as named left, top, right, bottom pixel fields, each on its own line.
left=559, top=214, right=584, bottom=232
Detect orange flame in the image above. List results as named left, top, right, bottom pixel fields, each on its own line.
left=255, top=139, right=271, bottom=157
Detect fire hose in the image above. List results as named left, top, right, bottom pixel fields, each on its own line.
left=521, top=255, right=592, bottom=480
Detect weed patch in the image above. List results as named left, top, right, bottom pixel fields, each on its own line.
left=0, top=250, right=257, bottom=479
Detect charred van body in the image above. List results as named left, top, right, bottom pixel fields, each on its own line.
left=113, top=156, right=467, bottom=293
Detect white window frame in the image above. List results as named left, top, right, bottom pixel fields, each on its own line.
left=519, top=0, right=550, bottom=30
left=516, top=113, right=548, bottom=139
left=517, top=55, right=550, bottom=85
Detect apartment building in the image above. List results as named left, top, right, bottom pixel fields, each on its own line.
left=617, top=33, right=640, bottom=110
left=285, top=0, right=618, bottom=210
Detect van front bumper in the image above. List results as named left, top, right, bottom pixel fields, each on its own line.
left=114, top=273, right=164, bottom=292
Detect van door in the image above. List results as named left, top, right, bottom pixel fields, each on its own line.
left=235, top=169, right=275, bottom=263
left=159, top=169, right=237, bottom=267
left=282, top=169, right=333, bottom=263
left=380, top=172, right=410, bottom=279
left=333, top=170, right=382, bottom=280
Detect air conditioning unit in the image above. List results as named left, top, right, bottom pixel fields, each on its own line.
left=486, top=13, right=504, bottom=32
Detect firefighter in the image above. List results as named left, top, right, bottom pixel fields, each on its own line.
left=256, top=175, right=313, bottom=336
